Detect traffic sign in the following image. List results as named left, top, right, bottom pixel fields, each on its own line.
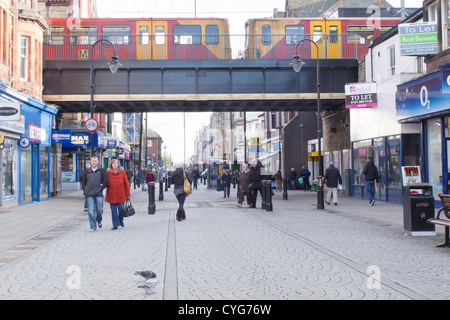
left=85, top=118, right=98, bottom=132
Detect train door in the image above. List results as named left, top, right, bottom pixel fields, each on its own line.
left=152, top=22, right=168, bottom=60
left=136, top=21, right=152, bottom=59
left=309, top=21, right=342, bottom=59
left=310, top=20, right=325, bottom=58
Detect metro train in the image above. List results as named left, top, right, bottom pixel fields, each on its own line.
left=43, top=16, right=402, bottom=61
left=43, top=17, right=232, bottom=60
left=244, top=17, right=403, bottom=59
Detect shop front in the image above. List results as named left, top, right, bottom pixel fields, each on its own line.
left=52, top=130, right=106, bottom=190
left=396, top=64, right=450, bottom=205
left=0, top=83, right=57, bottom=206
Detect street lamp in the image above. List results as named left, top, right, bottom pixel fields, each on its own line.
left=290, top=39, right=324, bottom=210
left=89, top=39, right=121, bottom=157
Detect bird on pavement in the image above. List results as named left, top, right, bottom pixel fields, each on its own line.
left=135, top=270, right=159, bottom=294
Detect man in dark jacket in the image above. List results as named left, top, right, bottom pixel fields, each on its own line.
left=363, top=157, right=379, bottom=206
left=323, top=162, right=342, bottom=206
left=221, top=170, right=232, bottom=198
left=249, top=159, right=264, bottom=208
left=81, top=156, right=109, bottom=232
left=300, top=166, right=311, bottom=191
left=192, top=166, right=200, bottom=189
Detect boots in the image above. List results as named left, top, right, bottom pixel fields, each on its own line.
left=176, top=209, right=186, bottom=221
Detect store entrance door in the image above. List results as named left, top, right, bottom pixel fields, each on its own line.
left=373, top=145, right=386, bottom=201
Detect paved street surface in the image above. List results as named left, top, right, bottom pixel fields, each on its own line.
left=0, top=181, right=449, bottom=301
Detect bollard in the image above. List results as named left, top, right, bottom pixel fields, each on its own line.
left=165, top=177, right=168, bottom=191
left=283, top=178, right=288, bottom=200
left=148, top=182, right=156, bottom=214
left=261, top=180, right=267, bottom=210
left=265, top=180, right=273, bottom=212
left=159, top=180, right=164, bottom=201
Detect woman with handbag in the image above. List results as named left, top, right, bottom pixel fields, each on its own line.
left=105, top=159, right=131, bottom=230
left=172, top=163, right=192, bottom=221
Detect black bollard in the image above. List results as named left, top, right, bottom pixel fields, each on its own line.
left=283, top=178, right=288, bottom=200
left=261, top=180, right=267, bottom=210
left=165, top=177, right=168, bottom=191
left=159, top=180, right=164, bottom=201
left=148, top=182, right=156, bottom=214
left=265, top=180, right=273, bottom=212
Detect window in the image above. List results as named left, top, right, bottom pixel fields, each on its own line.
left=329, top=25, right=339, bottom=43
left=155, top=26, right=165, bottom=45
left=139, top=26, right=149, bottom=45
left=20, top=36, right=29, bottom=81
left=444, top=0, right=450, bottom=49
left=428, top=2, right=437, bottom=21
left=262, top=25, right=271, bottom=45
left=312, top=25, right=323, bottom=44
left=69, top=26, right=97, bottom=45
left=285, top=25, right=304, bottom=44
left=379, top=25, right=394, bottom=37
left=353, top=140, right=371, bottom=185
left=174, top=25, right=201, bottom=44
left=347, top=25, right=374, bottom=44
left=388, top=46, right=395, bottom=76
left=206, top=25, right=219, bottom=45
left=44, top=26, right=65, bottom=45
left=387, top=135, right=401, bottom=188
left=102, top=25, right=130, bottom=45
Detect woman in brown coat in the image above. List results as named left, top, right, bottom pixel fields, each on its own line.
left=105, top=159, right=131, bottom=230
left=237, top=163, right=252, bottom=208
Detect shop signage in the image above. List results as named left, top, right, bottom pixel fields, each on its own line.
left=401, top=166, right=422, bottom=186
left=345, top=82, right=377, bottom=108
left=396, top=68, right=450, bottom=121
left=29, top=123, right=46, bottom=142
left=398, top=22, right=438, bottom=55
left=0, top=102, right=20, bottom=121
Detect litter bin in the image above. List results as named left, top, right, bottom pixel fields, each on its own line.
left=403, top=184, right=436, bottom=236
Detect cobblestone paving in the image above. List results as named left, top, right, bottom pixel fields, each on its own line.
left=0, top=187, right=449, bottom=300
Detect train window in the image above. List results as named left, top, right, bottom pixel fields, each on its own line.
left=69, top=26, right=97, bottom=45
left=44, top=26, right=65, bottom=45
left=139, top=26, right=149, bottom=45
left=174, top=25, right=201, bottom=45
left=285, top=25, right=305, bottom=44
left=329, top=25, right=339, bottom=44
left=262, top=25, right=271, bottom=45
left=379, top=25, right=394, bottom=37
left=155, top=26, right=165, bottom=45
left=347, top=25, right=374, bottom=44
left=103, top=26, right=130, bottom=45
left=206, top=25, right=219, bottom=45
left=313, top=26, right=323, bottom=44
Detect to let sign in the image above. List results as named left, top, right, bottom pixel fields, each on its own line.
left=345, top=82, right=378, bottom=108
left=399, top=22, right=438, bottom=55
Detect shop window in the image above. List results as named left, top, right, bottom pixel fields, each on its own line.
left=352, top=140, right=371, bottom=185
left=40, top=147, right=49, bottom=200
left=387, top=135, right=401, bottom=188
left=427, top=118, right=443, bottom=200
left=21, top=147, right=32, bottom=203
left=2, top=141, right=16, bottom=201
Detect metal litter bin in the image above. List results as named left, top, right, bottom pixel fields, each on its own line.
left=403, top=184, right=436, bottom=236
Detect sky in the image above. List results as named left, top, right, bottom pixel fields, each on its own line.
left=95, top=0, right=424, bottom=164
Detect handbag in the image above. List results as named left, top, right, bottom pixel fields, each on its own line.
left=124, top=199, right=135, bottom=217
left=183, top=171, right=192, bottom=195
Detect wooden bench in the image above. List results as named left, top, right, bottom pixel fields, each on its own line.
left=427, top=194, right=450, bottom=248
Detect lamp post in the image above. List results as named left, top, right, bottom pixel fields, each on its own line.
left=89, top=39, right=121, bottom=157
left=290, top=39, right=324, bottom=210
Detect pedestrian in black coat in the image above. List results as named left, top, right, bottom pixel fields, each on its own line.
left=249, top=160, right=264, bottom=208
left=323, top=162, right=342, bottom=206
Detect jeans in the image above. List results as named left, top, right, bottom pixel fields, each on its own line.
left=176, top=193, right=186, bottom=210
left=366, top=180, right=375, bottom=203
left=141, top=180, right=147, bottom=190
left=87, top=196, right=104, bottom=230
left=110, top=202, right=125, bottom=228
left=290, top=179, right=296, bottom=190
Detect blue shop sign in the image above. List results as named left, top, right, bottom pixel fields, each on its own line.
left=51, top=130, right=107, bottom=148
left=396, top=65, right=450, bottom=122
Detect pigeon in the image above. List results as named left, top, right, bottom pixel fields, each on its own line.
left=135, top=270, right=157, bottom=280
left=135, top=270, right=159, bottom=294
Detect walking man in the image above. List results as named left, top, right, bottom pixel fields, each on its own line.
left=249, top=159, right=264, bottom=208
left=81, top=156, right=109, bottom=232
left=363, top=157, right=379, bottom=206
left=323, top=162, right=342, bottom=206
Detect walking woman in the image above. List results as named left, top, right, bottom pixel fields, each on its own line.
left=105, top=159, right=131, bottom=230
left=172, top=164, right=191, bottom=221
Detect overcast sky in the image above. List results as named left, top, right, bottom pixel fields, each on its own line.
left=96, top=0, right=425, bottom=164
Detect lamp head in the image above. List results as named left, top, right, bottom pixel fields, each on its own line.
left=107, top=56, right=122, bottom=74
left=290, top=55, right=305, bottom=73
